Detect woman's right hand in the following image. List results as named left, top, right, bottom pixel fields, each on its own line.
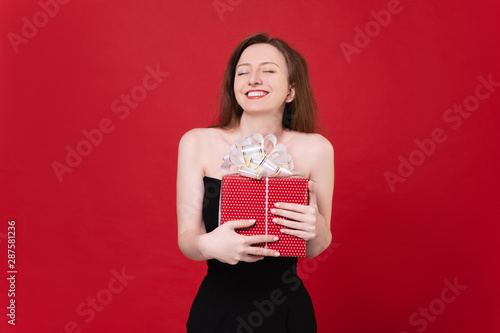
left=198, top=219, right=280, bottom=265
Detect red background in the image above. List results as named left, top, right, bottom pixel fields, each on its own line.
left=1, top=0, right=499, bottom=332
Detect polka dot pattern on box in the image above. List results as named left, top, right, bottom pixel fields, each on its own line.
left=220, top=175, right=308, bottom=257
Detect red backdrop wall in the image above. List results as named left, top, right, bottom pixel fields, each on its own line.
left=1, top=0, right=499, bottom=332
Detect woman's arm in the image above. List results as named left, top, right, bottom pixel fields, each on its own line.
left=305, top=135, right=334, bottom=257
left=176, top=129, right=209, bottom=261
left=176, top=129, right=282, bottom=264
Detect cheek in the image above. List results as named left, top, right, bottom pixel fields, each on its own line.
left=233, top=83, right=244, bottom=105
left=273, top=78, right=290, bottom=97
left=233, top=78, right=244, bottom=93
left=271, top=76, right=288, bottom=90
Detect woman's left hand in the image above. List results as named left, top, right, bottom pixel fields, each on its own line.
left=270, top=180, right=322, bottom=242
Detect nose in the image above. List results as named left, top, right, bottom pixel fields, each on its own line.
left=248, top=71, right=262, bottom=85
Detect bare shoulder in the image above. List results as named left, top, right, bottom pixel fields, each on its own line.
left=307, top=133, right=333, bottom=151
left=178, top=127, right=234, bottom=178
left=178, top=127, right=224, bottom=150
left=179, top=127, right=214, bottom=144
left=289, top=132, right=334, bottom=157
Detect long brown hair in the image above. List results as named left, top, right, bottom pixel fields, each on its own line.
left=212, top=33, right=318, bottom=133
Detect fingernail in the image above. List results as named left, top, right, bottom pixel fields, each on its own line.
left=274, top=252, right=280, bottom=257
left=272, top=218, right=278, bottom=223
left=274, top=203, right=280, bottom=207
left=270, top=209, right=276, bottom=214
left=273, top=236, right=279, bottom=241
left=249, top=219, right=256, bottom=223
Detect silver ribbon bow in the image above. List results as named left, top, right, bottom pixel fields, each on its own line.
left=221, top=133, right=294, bottom=179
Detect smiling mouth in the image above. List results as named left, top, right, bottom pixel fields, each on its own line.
left=246, top=91, right=268, bottom=99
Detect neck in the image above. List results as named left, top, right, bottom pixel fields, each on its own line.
left=237, top=109, right=285, bottom=140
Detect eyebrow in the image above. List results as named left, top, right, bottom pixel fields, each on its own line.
left=236, top=61, right=280, bottom=69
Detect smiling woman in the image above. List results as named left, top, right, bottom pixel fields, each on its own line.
left=216, top=33, right=319, bottom=133
left=176, top=33, right=334, bottom=333
left=233, top=44, right=295, bottom=116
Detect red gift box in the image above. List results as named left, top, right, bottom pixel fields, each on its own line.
left=219, top=174, right=308, bottom=257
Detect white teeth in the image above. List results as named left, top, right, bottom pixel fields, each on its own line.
left=247, top=91, right=267, bottom=97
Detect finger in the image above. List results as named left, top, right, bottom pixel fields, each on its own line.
left=308, top=180, right=318, bottom=207
left=273, top=202, right=308, bottom=212
left=240, top=255, right=265, bottom=263
left=279, top=228, right=312, bottom=241
left=245, top=234, right=280, bottom=245
left=271, top=207, right=305, bottom=222
left=226, top=219, right=256, bottom=230
left=273, top=218, right=311, bottom=231
left=246, top=245, right=281, bottom=258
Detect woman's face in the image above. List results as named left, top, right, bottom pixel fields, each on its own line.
left=234, top=43, right=295, bottom=115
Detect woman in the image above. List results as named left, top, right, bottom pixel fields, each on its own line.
left=177, top=33, right=334, bottom=332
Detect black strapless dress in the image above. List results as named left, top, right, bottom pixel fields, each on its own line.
left=186, top=177, right=317, bottom=333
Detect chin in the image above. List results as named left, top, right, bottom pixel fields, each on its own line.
left=241, top=103, right=279, bottom=112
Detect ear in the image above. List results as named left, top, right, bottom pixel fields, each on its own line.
left=285, top=84, right=295, bottom=103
